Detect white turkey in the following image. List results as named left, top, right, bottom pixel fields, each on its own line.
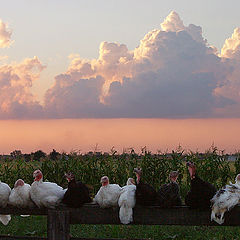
left=94, top=176, right=122, bottom=208
left=118, top=178, right=136, bottom=224
left=9, top=179, right=35, bottom=208
left=0, top=180, right=11, bottom=225
left=211, top=174, right=240, bottom=225
left=30, top=170, right=66, bottom=208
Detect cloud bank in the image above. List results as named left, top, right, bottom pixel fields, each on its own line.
left=1, top=12, right=240, bottom=118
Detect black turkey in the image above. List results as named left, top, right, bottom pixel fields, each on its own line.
left=185, top=162, right=216, bottom=209
left=62, top=172, right=92, bottom=208
left=134, top=167, right=158, bottom=206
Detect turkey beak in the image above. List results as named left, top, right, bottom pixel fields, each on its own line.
left=186, top=161, right=193, bottom=167
left=100, top=177, right=107, bottom=184
left=64, top=173, right=71, bottom=182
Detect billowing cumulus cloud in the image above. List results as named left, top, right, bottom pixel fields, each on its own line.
left=161, top=11, right=185, bottom=32
left=105, top=28, right=232, bottom=117
left=160, top=11, right=205, bottom=44
left=44, top=11, right=236, bottom=118
left=213, top=27, right=240, bottom=117
left=1, top=12, right=240, bottom=119
left=0, top=19, right=12, bottom=48
left=0, top=19, right=45, bottom=119
left=0, top=57, right=45, bottom=119
left=221, top=28, right=240, bottom=60
left=43, top=40, right=134, bottom=117
left=44, top=75, right=106, bottom=118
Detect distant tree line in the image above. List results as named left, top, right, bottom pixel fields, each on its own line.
left=7, top=149, right=61, bottom=162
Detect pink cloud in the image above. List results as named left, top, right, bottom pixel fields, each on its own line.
left=1, top=12, right=240, bottom=119
left=44, top=11, right=235, bottom=118
left=0, top=57, right=45, bottom=119
left=0, top=19, right=12, bottom=48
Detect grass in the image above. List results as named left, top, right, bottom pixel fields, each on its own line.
left=0, top=216, right=47, bottom=237
left=1, top=216, right=240, bottom=240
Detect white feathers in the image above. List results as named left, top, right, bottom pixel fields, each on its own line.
left=211, top=174, right=240, bottom=224
left=0, top=181, right=11, bottom=208
left=30, top=170, right=66, bottom=208
left=94, top=176, right=122, bottom=208
left=0, top=215, right=11, bottom=226
left=9, top=179, right=35, bottom=208
left=94, top=184, right=122, bottom=208
left=30, top=181, right=66, bottom=208
left=0, top=181, right=11, bottom=225
left=93, top=176, right=136, bottom=224
left=118, top=178, right=136, bottom=224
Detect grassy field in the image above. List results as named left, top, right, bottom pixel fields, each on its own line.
left=0, top=215, right=240, bottom=240
left=0, top=147, right=240, bottom=239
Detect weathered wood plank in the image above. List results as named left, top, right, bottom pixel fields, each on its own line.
left=0, top=204, right=240, bottom=227
left=0, top=206, right=47, bottom=215
left=47, top=209, right=70, bottom=240
left=68, top=204, right=240, bottom=226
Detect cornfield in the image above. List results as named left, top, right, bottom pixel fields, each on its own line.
left=0, top=146, right=239, bottom=198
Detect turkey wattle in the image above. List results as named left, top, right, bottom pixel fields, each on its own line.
left=30, top=170, right=66, bottom=208
left=94, top=176, right=122, bottom=208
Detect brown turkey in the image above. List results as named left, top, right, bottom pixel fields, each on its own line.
left=158, top=171, right=182, bottom=207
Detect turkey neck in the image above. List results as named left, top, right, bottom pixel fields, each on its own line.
left=34, top=177, right=43, bottom=183
left=136, top=174, right=141, bottom=184
left=68, top=178, right=77, bottom=188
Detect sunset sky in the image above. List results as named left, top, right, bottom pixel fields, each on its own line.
left=0, top=1, right=240, bottom=153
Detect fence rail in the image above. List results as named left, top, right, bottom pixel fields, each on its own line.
left=0, top=204, right=240, bottom=240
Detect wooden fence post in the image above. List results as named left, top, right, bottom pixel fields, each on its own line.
left=47, top=209, right=70, bottom=240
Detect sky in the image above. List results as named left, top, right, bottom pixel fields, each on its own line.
left=0, top=0, right=240, bottom=119
left=0, top=119, right=240, bottom=154
left=0, top=1, right=240, bottom=153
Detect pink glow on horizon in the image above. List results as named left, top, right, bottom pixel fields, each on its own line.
left=0, top=119, right=239, bottom=154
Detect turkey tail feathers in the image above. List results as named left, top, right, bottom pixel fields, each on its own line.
left=119, top=201, right=133, bottom=225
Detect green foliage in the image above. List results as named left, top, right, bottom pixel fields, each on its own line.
left=0, top=146, right=237, bottom=195
left=234, top=152, right=240, bottom=176
left=185, top=146, right=233, bottom=188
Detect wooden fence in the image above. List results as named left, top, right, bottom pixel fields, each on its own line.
left=0, top=204, right=240, bottom=240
